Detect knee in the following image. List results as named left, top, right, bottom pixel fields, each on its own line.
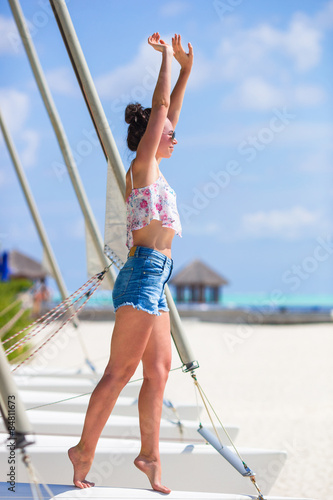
left=103, top=362, right=137, bottom=387
left=143, top=362, right=170, bottom=386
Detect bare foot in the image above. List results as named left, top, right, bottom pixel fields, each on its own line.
left=68, top=446, right=95, bottom=489
left=134, top=455, right=171, bottom=494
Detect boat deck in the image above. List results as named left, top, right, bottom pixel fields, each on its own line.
left=0, top=482, right=314, bottom=500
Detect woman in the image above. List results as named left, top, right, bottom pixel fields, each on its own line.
left=69, top=32, right=193, bottom=493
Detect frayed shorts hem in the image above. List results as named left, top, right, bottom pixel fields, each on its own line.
left=114, top=302, right=169, bottom=316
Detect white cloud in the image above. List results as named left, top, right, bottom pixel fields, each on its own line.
left=313, top=0, right=333, bottom=30
left=187, top=51, right=214, bottom=90
left=186, top=2, right=329, bottom=112
left=181, top=120, right=333, bottom=150
left=200, top=13, right=323, bottom=88
left=93, top=3, right=329, bottom=113
left=0, top=16, right=22, bottom=55
left=159, top=1, right=190, bottom=18
left=240, top=206, right=324, bottom=240
left=223, top=78, right=326, bottom=111
left=45, top=67, right=79, bottom=97
left=297, top=151, right=333, bottom=173
left=95, top=40, right=161, bottom=103
left=0, top=89, right=30, bottom=133
left=274, top=122, right=333, bottom=146
left=0, top=88, right=40, bottom=168
left=293, top=85, right=326, bottom=106
left=281, top=13, right=322, bottom=72
left=21, top=130, right=40, bottom=167
left=95, top=35, right=193, bottom=103
left=224, top=77, right=285, bottom=110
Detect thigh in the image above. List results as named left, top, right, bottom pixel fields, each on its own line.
left=105, top=306, right=157, bottom=374
left=141, top=312, right=172, bottom=377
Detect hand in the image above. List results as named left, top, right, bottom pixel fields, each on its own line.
left=148, top=32, right=172, bottom=55
left=172, top=34, right=193, bottom=71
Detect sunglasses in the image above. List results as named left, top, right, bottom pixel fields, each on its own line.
left=163, top=131, right=176, bottom=140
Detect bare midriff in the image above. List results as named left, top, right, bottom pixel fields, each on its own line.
left=132, top=220, right=175, bottom=259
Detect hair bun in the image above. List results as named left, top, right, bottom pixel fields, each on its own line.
left=125, top=103, right=151, bottom=151
left=125, top=103, right=142, bottom=125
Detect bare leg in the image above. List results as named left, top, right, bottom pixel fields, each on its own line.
left=68, top=306, right=156, bottom=488
left=134, top=311, right=172, bottom=494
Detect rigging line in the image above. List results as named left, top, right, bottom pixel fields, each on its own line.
left=191, top=374, right=224, bottom=449
left=191, top=373, right=245, bottom=464
left=193, top=375, right=202, bottom=426
left=12, top=274, right=108, bottom=373
left=22, top=450, right=55, bottom=500
left=191, top=380, right=266, bottom=500
left=195, top=378, right=245, bottom=463
left=4, top=265, right=111, bottom=354
left=2, top=271, right=103, bottom=347
left=12, top=288, right=99, bottom=373
left=25, top=392, right=92, bottom=411
left=5, top=281, right=96, bottom=356
left=24, top=366, right=184, bottom=412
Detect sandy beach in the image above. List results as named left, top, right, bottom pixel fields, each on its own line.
left=25, top=318, right=333, bottom=499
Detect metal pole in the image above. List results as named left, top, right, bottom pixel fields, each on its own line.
left=0, top=109, right=68, bottom=302
left=8, top=0, right=115, bottom=288
left=0, top=342, right=34, bottom=448
left=50, top=0, right=199, bottom=371
left=1, top=111, right=102, bottom=366
left=49, top=0, right=126, bottom=195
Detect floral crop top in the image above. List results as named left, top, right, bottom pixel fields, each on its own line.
left=126, top=164, right=182, bottom=249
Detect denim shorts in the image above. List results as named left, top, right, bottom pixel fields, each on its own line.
left=112, top=246, right=173, bottom=316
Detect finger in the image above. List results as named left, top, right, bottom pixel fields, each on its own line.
left=188, top=42, right=193, bottom=55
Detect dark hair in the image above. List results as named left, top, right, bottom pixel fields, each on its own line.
left=125, top=103, right=151, bottom=151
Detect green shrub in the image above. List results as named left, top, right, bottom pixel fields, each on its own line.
left=0, top=279, right=33, bottom=363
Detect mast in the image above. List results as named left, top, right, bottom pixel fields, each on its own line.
left=49, top=0, right=199, bottom=372
left=1, top=109, right=104, bottom=366
left=0, top=110, right=68, bottom=302
left=8, top=0, right=115, bottom=289
left=0, top=343, right=34, bottom=449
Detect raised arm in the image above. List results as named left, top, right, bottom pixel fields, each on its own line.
left=135, top=33, right=173, bottom=169
left=168, top=34, right=193, bottom=128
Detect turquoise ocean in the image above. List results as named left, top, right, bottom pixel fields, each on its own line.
left=53, top=290, right=333, bottom=312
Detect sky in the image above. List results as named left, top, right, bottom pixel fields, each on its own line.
left=0, top=0, right=332, bottom=300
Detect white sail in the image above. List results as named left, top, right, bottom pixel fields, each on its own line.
left=84, top=222, right=109, bottom=290
left=104, top=159, right=127, bottom=269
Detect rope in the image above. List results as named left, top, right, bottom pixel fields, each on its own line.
left=2, top=270, right=104, bottom=349
left=4, top=266, right=111, bottom=372
left=191, top=372, right=266, bottom=500
left=12, top=270, right=108, bottom=373
left=192, top=374, right=225, bottom=450
left=191, top=372, right=244, bottom=462
left=21, top=449, right=54, bottom=500
left=23, top=366, right=184, bottom=412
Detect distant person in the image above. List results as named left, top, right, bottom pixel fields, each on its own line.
left=68, top=33, right=193, bottom=492
left=32, top=278, right=50, bottom=317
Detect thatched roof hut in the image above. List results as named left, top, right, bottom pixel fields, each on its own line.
left=0, top=250, right=48, bottom=281
left=170, top=259, right=229, bottom=304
